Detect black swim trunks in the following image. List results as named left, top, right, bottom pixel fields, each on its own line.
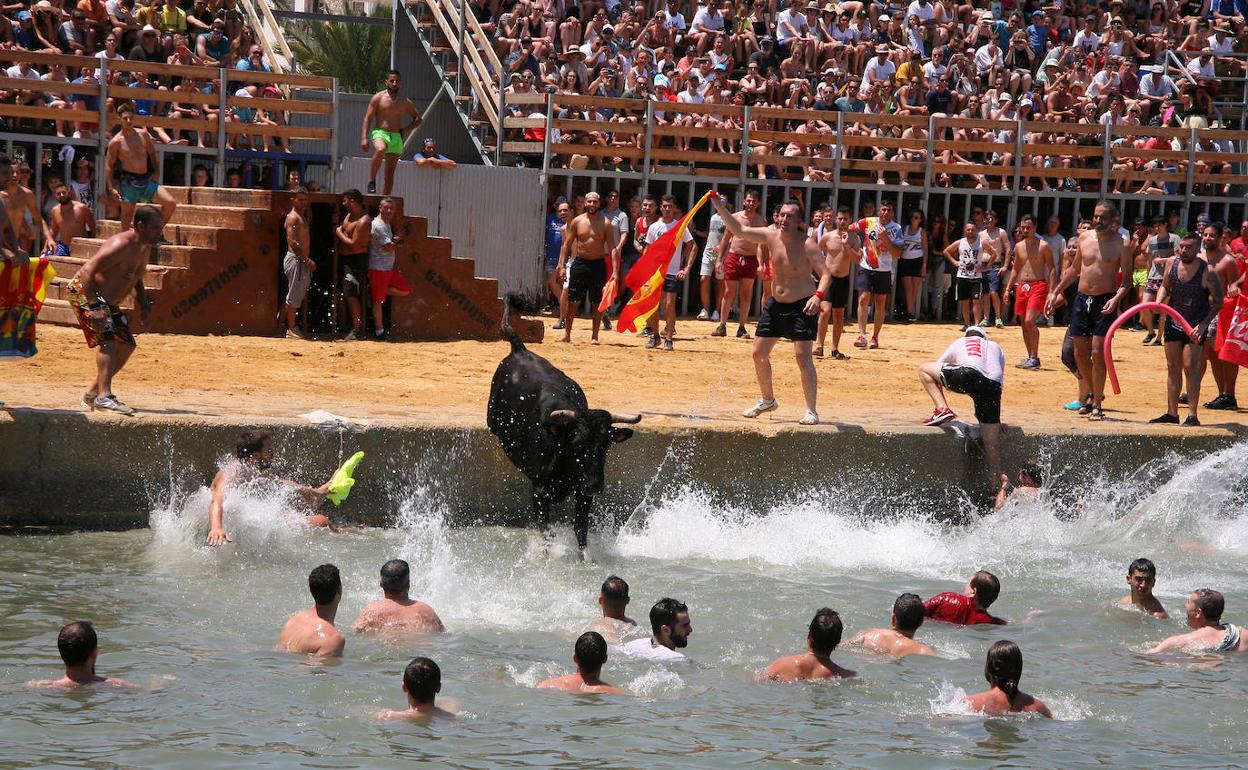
left=756, top=296, right=818, bottom=341
left=940, top=364, right=1002, bottom=424
left=341, top=253, right=369, bottom=299
left=828, top=275, right=851, bottom=309
left=856, top=267, right=892, bottom=296
left=568, top=258, right=608, bottom=306
left=1068, top=291, right=1116, bottom=338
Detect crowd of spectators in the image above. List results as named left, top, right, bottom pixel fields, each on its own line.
left=0, top=0, right=294, bottom=151
left=490, top=0, right=1246, bottom=191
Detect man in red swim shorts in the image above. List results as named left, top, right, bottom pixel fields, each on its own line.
left=715, top=189, right=766, bottom=339
left=367, top=197, right=411, bottom=339
left=1005, top=214, right=1054, bottom=370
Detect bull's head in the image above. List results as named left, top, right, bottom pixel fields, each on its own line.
left=544, top=408, right=640, bottom=494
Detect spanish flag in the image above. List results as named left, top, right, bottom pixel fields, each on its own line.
left=1, top=257, right=57, bottom=358
left=616, top=191, right=714, bottom=333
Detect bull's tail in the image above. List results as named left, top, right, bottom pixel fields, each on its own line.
left=502, top=295, right=525, bottom=353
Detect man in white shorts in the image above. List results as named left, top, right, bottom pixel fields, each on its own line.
left=698, top=196, right=729, bottom=321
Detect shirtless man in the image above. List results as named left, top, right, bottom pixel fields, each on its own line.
left=0, top=155, right=21, bottom=268
left=557, top=191, right=617, bottom=343
left=1146, top=589, right=1247, bottom=653
left=977, top=210, right=1011, bottom=328
left=993, top=459, right=1043, bottom=510
left=353, top=559, right=445, bottom=634
left=45, top=182, right=95, bottom=256
left=537, top=631, right=628, bottom=695
left=276, top=564, right=346, bottom=658
left=1045, top=200, right=1133, bottom=421
left=760, top=607, right=856, bottom=681
left=205, top=430, right=334, bottom=546
left=378, top=657, right=456, bottom=720
left=6, top=163, right=52, bottom=256
left=1116, top=558, right=1168, bottom=618
left=280, top=187, right=313, bottom=339
left=335, top=190, right=372, bottom=340
left=814, top=206, right=861, bottom=360
left=105, top=102, right=177, bottom=232
left=67, top=205, right=163, bottom=415
left=1004, top=214, right=1054, bottom=369
left=361, top=69, right=423, bottom=195
left=586, top=574, right=636, bottom=643
left=27, top=621, right=136, bottom=690
left=712, top=193, right=831, bottom=426
left=713, top=189, right=766, bottom=338
left=847, top=593, right=935, bottom=658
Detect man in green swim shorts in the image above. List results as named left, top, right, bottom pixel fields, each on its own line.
left=361, top=70, right=423, bottom=196
left=106, top=102, right=177, bottom=232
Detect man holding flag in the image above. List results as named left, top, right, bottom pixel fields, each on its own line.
left=644, top=195, right=697, bottom=351
left=711, top=193, right=832, bottom=426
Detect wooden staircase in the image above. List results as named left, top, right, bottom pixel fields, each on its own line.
left=40, top=186, right=543, bottom=342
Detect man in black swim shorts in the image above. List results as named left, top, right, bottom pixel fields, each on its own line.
left=335, top=189, right=372, bottom=340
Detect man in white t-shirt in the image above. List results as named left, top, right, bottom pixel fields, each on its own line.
left=918, top=327, right=1006, bottom=482
left=860, top=46, right=896, bottom=95
left=687, top=0, right=725, bottom=55
left=852, top=199, right=902, bottom=349
left=972, top=38, right=1002, bottom=78
left=618, top=598, right=692, bottom=662
left=644, top=194, right=696, bottom=351
left=943, top=220, right=986, bottom=330
left=662, top=0, right=688, bottom=42
left=921, top=49, right=947, bottom=85
left=775, top=0, right=809, bottom=56
left=1187, top=51, right=1215, bottom=80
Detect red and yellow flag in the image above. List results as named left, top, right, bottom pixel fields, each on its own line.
left=1, top=256, right=57, bottom=358
left=616, top=191, right=714, bottom=333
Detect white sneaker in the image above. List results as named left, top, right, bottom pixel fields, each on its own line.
left=93, top=395, right=135, bottom=415
left=696, top=309, right=710, bottom=321
left=743, top=398, right=778, bottom=418
left=711, top=311, right=721, bottom=322
left=799, top=409, right=819, bottom=425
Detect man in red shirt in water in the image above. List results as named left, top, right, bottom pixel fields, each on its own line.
left=924, top=570, right=1007, bottom=625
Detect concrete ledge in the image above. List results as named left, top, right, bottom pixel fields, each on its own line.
left=0, top=409, right=1233, bottom=529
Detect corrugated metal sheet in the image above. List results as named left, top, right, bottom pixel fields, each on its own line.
left=341, top=157, right=544, bottom=298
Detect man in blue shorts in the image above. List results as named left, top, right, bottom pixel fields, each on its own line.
left=105, top=102, right=177, bottom=232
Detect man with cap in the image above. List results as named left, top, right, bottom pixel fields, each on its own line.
left=860, top=44, right=896, bottom=95
left=1207, top=25, right=1243, bottom=77
left=128, top=23, right=165, bottom=62
left=749, top=35, right=781, bottom=75
left=1136, top=65, right=1176, bottom=119
left=1025, top=11, right=1051, bottom=57
left=506, top=36, right=543, bottom=81
left=560, top=45, right=590, bottom=91
left=918, top=326, right=1006, bottom=481
left=688, top=0, right=725, bottom=55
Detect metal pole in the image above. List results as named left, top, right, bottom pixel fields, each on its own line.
left=833, top=111, right=843, bottom=191
left=217, top=66, right=228, bottom=185
left=1183, top=126, right=1197, bottom=225
left=737, top=104, right=751, bottom=198
left=330, top=77, right=340, bottom=193
left=495, top=86, right=505, bottom=166
left=455, top=0, right=466, bottom=96
left=1099, top=124, right=1110, bottom=195
left=540, top=91, right=554, bottom=183
left=641, top=101, right=654, bottom=190
left=95, top=59, right=109, bottom=221
left=1008, top=118, right=1023, bottom=224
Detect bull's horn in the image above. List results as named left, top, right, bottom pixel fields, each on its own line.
left=609, top=412, right=642, bottom=424
left=546, top=409, right=578, bottom=424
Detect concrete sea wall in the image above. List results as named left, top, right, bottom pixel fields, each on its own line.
left=0, top=409, right=1237, bottom=529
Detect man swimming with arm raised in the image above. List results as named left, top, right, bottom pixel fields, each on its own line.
left=353, top=559, right=445, bottom=634
left=760, top=607, right=856, bottom=681
left=847, top=593, right=935, bottom=658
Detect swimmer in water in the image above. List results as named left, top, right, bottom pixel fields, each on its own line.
left=1116, top=558, right=1168, bottom=618
left=206, top=430, right=335, bottom=546
left=964, top=640, right=1052, bottom=718
left=28, top=621, right=137, bottom=690
left=537, top=632, right=628, bottom=695
left=925, top=571, right=1008, bottom=626
left=618, top=598, right=692, bottom=662
left=276, top=564, right=345, bottom=658
left=378, top=657, right=457, bottom=720
left=760, top=607, right=856, bottom=681
left=993, top=460, right=1044, bottom=510
left=1145, top=589, right=1246, bottom=653
left=585, top=575, right=637, bottom=643
left=353, top=559, right=445, bottom=634
left=847, top=593, right=935, bottom=658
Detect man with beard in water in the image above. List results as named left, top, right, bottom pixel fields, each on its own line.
left=361, top=69, right=423, bottom=195
left=205, top=430, right=334, bottom=546
left=618, top=598, right=692, bottom=661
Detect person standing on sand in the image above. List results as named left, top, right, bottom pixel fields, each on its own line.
left=813, top=206, right=861, bottom=360
left=362, top=69, right=423, bottom=196
left=1004, top=214, right=1053, bottom=370
left=280, top=187, right=313, bottom=339
left=67, top=205, right=163, bottom=415
left=643, top=195, right=697, bottom=351
left=27, top=621, right=137, bottom=690
left=714, top=189, right=767, bottom=339
left=1116, top=558, right=1168, bottom=618
left=1146, top=589, right=1246, bottom=653
left=964, top=641, right=1052, bottom=717
left=711, top=193, right=832, bottom=426
left=335, top=190, right=372, bottom=341
left=847, top=594, right=935, bottom=658
left=586, top=575, right=637, bottom=643
left=853, top=199, right=902, bottom=350
left=537, top=632, right=628, bottom=694
left=105, top=102, right=177, bottom=232
left=378, top=658, right=457, bottom=720
left=367, top=197, right=412, bottom=340
left=761, top=607, right=857, bottom=681
left=1044, top=199, right=1133, bottom=422
left=205, top=430, right=335, bottom=546
left=1152, top=233, right=1222, bottom=427
left=558, top=191, right=617, bottom=344
left=276, top=564, right=346, bottom=658
left=353, top=559, right=445, bottom=634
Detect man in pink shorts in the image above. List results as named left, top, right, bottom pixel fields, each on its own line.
left=368, top=197, right=411, bottom=339
left=715, top=189, right=766, bottom=339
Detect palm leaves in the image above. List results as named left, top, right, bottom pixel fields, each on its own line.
left=285, top=8, right=392, bottom=94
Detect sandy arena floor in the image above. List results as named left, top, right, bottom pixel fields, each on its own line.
left=3, top=318, right=1247, bottom=436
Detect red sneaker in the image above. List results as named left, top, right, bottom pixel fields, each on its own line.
left=922, top=407, right=956, bottom=427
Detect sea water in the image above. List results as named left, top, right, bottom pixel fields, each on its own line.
left=3, top=443, right=1248, bottom=768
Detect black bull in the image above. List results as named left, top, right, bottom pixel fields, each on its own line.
left=486, top=324, right=640, bottom=552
